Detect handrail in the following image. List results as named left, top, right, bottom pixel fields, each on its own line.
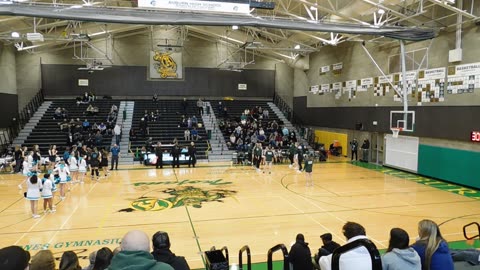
left=267, top=244, right=288, bottom=270
left=5, top=89, right=44, bottom=147
left=205, top=140, right=211, bottom=159
left=331, top=239, right=382, bottom=270
left=238, top=245, right=251, bottom=270
left=463, top=222, right=480, bottom=240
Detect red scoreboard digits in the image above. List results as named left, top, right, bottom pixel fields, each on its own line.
left=471, top=131, right=480, bottom=142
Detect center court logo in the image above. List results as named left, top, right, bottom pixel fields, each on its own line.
left=119, top=179, right=237, bottom=212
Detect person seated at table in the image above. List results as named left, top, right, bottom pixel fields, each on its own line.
left=86, top=104, right=99, bottom=115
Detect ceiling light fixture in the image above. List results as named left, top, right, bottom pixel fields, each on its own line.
left=232, top=25, right=239, bottom=30
left=294, top=44, right=301, bottom=50
left=11, top=32, right=20, bottom=38
left=378, top=8, right=385, bottom=14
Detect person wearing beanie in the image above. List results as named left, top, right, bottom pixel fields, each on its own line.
left=288, top=233, right=313, bottom=270
left=30, top=250, right=55, bottom=270
left=108, top=230, right=174, bottom=270
left=151, top=231, right=190, bottom=270
left=0, top=245, right=30, bottom=270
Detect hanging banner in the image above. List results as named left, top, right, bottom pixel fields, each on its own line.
left=357, top=77, right=373, bottom=92
left=450, top=62, right=480, bottom=77
left=149, top=51, right=183, bottom=80
left=418, top=67, right=446, bottom=80
left=417, top=68, right=446, bottom=104
left=332, top=82, right=342, bottom=99
left=332, top=62, right=343, bottom=75
left=138, top=0, right=250, bottom=14
left=320, top=65, right=330, bottom=75
left=310, top=85, right=319, bottom=94
left=378, top=75, right=393, bottom=84
left=447, top=63, right=480, bottom=95
left=321, top=84, right=330, bottom=93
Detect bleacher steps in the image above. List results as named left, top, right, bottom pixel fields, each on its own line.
left=202, top=102, right=233, bottom=162
left=13, top=101, right=52, bottom=146
left=116, top=101, right=135, bottom=165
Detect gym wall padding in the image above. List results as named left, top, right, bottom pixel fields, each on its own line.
left=385, top=134, right=419, bottom=173
left=418, top=144, right=480, bottom=189
left=314, top=130, right=348, bottom=156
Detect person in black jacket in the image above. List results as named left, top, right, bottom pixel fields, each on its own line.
left=187, top=142, right=196, bottom=168
left=350, top=138, right=358, bottom=161
left=289, top=233, right=313, bottom=270
left=314, top=233, right=341, bottom=264
left=155, top=142, right=163, bottom=169
left=171, top=143, right=180, bottom=168
left=152, top=231, right=190, bottom=270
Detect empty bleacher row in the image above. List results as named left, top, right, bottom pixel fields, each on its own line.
left=130, top=100, right=208, bottom=160
left=23, top=99, right=119, bottom=156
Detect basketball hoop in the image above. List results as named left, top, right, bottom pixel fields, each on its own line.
left=391, top=127, right=403, bottom=138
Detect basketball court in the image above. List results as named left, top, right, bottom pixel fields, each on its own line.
left=1, top=157, right=479, bottom=269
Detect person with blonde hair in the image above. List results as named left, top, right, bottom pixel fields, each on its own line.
left=30, top=250, right=55, bottom=270
left=411, top=219, right=454, bottom=270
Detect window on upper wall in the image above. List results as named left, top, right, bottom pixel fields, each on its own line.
left=388, top=47, right=429, bottom=74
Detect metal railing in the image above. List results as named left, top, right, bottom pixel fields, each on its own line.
left=1, top=89, right=44, bottom=150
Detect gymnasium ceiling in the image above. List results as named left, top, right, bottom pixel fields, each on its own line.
left=0, top=0, right=478, bottom=65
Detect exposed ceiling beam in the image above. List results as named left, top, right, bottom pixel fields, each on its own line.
left=428, top=0, right=477, bottom=19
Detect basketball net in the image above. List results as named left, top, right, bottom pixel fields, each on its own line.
left=391, top=128, right=402, bottom=138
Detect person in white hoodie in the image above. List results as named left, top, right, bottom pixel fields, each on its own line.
left=382, top=228, right=421, bottom=270
left=319, top=222, right=375, bottom=270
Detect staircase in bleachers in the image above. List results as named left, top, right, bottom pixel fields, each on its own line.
left=22, top=99, right=120, bottom=155
left=130, top=100, right=209, bottom=160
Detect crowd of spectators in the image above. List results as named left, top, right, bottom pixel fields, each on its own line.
left=2, top=219, right=472, bottom=270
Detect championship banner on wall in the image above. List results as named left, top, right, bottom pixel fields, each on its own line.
left=332, top=62, right=343, bottom=75
left=358, top=77, right=373, bottom=92
left=321, top=84, right=330, bottom=93
left=373, top=75, right=393, bottom=97
left=320, top=65, right=330, bottom=75
left=417, top=67, right=446, bottom=104
left=447, top=62, right=480, bottom=94
left=332, top=82, right=342, bottom=99
left=138, top=0, right=250, bottom=14
left=309, top=85, right=319, bottom=94
left=149, top=51, right=183, bottom=80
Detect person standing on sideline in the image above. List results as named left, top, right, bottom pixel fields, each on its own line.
left=41, top=174, right=55, bottom=213
left=188, top=142, right=197, bottom=168
left=264, top=146, right=274, bottom=174
left=253, top=143, right=262, bottom=172
left=350, top=138, right=358, bottom=161
left=288, top=143, right=296, bottom=169
left=155, top=142, right=163, bottom=169
left=304, top=154, right=314, bottom=186
left=171, top=143, right=181, bottom=168
left=289, top=233, right=314, bottom=270
left=360, top=139, right=370, bottom=162
left=114, top=124, right=122, bottom=145
left=297, top=143, right=304, bottom=172
left=26, top=175, right=42, bottom=218
left=111, top=144, right=120, bottom=171
left=196, top=98, right=204, bottom=115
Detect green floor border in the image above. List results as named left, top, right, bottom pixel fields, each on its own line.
left=351, top=161, right=480, bottom=200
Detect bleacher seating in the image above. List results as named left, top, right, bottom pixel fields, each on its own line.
left=22, top=99, right=120, bottom=156
left=130, top=100, right=208, bottom=160
left=210, top=99, right=291, bottom=151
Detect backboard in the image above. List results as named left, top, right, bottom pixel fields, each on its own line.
left=390, top=111, right=415, bottom=132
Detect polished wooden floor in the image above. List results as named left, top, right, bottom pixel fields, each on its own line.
left=1, top=158, right=479, bottom=269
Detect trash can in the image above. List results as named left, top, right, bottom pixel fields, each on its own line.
left=207, top=130, right=212, bottom=140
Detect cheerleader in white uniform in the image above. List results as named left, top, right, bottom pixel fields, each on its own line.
left=68, top=153, right=79, bottom=183
left=78, top=156, right=87, bottom=183
left=41, top=174, right=55, bottom=213
left=18, top=152, right=34, bottom=190
left=53, top=161, right=70, bottom=200
left=26, top=175, right=42, bottom=218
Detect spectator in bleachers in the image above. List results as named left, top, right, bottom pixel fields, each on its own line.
left=82, top=251, right=97, bottom=270
left=54, top=107, right=63, bottom=119
left=129, top=128, right=137, bottom=140
left=108, top=111, right=117, bottom=122
left=114, top=124, right=122, bottom=145
left=82, top=92, right=90, bottom=103
left=82, top=119, right=90, bottom=132
left=314, top=233, right=341, bottom=264
left=288, top=233, right=313, bottom=270
left=181, top=98, right=188, bottom=114
left=88, top=92, right=95, bottom=102
left=411, top=219, right=453, bottom=270
left=263, top=109, right=269, bottom=119
left=196, top=98, right=203, bottom=115
left=140, top=118, right=149, bottom=137
left=62, top=108, right=69, bottom=119
left=191, top=116, right=198, bottom=127
left=152, top=231, right=190, bottom=270
left=382, top=228, right=421, bottom=270
left=108, top=230, right=173, bottom=270
left=86, top=105, right=98, bottom=116
left=184, top=129, right=190, bottom=141
left=187, top=117, right=192, bottom=129
left=0, top=245, right=30, bottom=270
left=191, top=128, right=198, bottom=141
left=145, top=137, right=153, bottom=152
left=319, top=221, right=374, bottom=270
left=98, top=123, right=107, bottom=135
left=30, top=249, right=55, bottom=270
left=222, top=106, right=228, bottom=117
left=92, top=247, right=113, bottom=270
left=282, top=126, right=289, bottom=137
left=94, top=131, right=103, bottom=147
left=60, top=251, right=82, bottom=270
left=153, top=93, right=158, bottom=103
left=111, top=104, right=118, bottom=114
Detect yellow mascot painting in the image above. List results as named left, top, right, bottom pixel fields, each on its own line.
left=153, top=51, right=178, bottom=79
